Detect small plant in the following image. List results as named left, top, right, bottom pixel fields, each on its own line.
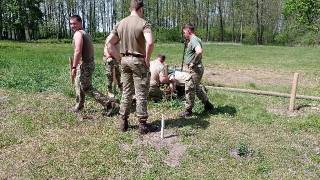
left=236, top=141, right=250, bottom=157
left=248, top=82, right=257, bottom=89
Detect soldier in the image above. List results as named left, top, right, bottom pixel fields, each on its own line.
left=149, top=54, right=170, bottom=102
left=106, top=0, right=155, bottom=134
left=69, top=15, right=119, bottom=116
left=179, top=23, right=214, bottom=117
left=103, top=34, right=122, bottom=97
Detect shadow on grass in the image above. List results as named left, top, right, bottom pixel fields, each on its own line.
left=211, top=105, right=237, bottom=117
left=150, top=105, right=237, bottom=130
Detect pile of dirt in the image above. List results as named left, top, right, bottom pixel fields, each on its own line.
left=120, top=130, right=187, bottom=167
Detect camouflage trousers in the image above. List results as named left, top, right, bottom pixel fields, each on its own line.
left=185, top=65, right=209, bottom=110
left=74, top=62, right=110, bottom=110
left=174, top=71, right=196, bottom=110
left=189, top=64, right=209, bottom=104
left=103, top=57, right=122, bottom=93
left=148, top=85, right=163, bottom=102
left=184, top=77, right=196, bottom=110
left=120, top=57, right=150, bottom=120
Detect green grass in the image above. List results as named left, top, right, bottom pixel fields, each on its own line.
left=0, top=41, right=320, bottom=179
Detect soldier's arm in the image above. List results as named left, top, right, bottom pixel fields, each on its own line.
left=159, top=74, right=170, bottom=84
left=103, top=38, right=111, bottom=58
left=105, top=34, right=121, bottom=61
left=189, top=44, right=203, bottom=67
left=72, top=31, right=83, bottom=68
left=144, top=28, right=154, bottom=68
left=159, top=64, right=169, bottom=84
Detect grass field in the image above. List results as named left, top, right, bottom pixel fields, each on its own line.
left=0, top=41, right=320, bottom=179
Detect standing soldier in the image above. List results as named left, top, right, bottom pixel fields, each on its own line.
left=179, top=23, right=214, bottom=117
left=107, top=0, right=155, bottom=134
left=103, top=34, right=122, bottom=97
left=69, top=15, right=119, bottom=116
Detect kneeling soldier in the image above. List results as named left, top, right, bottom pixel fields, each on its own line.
left=149, top=54, right=170, bottom=102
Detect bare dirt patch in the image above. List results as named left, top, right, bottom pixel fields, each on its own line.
left=203, top=66, right=314, bottom=87
left=267, top=104, right=320, bottom=117
left=131, top=130, right=187, bottom=167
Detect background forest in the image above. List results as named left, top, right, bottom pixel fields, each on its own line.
left=0, top=0, right=319, bottom=45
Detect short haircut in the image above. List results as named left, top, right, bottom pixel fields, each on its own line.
left=130, top=0, right=144, bottom=11
left=70, top=15, right=82, bottom=22
left=183, top=23, right=195, bottom=32
left=157, top=54, right=166, bottom=61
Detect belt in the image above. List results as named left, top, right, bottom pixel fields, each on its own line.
left=121, top=53, right=145, bottom=58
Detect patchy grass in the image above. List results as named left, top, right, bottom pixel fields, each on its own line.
left=0, top=41, right=320, bottom=179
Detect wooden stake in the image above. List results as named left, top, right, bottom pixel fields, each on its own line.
left=161, top=114, right=165, bottom=139
left=206, top=87, right=320, bottom=101
left=289, top=73, right=299, bottom=112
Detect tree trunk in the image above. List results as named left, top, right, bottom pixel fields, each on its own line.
left=205, top=0, right=210, bottom=41
left=231, top=0, right=235, bottom=42
left=259, top=0, right=264, bottom=44
left=24, top=25, right=30, bottom=41
left=101, top=0, right=106, bottom=33
left=0, top=6, right=2, bottom=39
left=240, top=13, right=243, bottom=43
left=81, top=0, right=86, bottom=30
left=218, top=0, right=224, bottom=42
left=256, top=0, right=260, bottom=44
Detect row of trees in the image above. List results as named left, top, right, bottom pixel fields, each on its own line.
left=0, top=0, right=319, bottom=45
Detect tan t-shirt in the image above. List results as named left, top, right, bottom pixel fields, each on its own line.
left=150, top=60, right=165, bottom=86
left=111, top=15, right=151, bottom=56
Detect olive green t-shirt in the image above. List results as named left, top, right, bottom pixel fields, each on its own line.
left=111, top=15, right=151, bottom=56
left=184, top=35, right=202, bottom=65
left=72, top=30, right=94, bottom=63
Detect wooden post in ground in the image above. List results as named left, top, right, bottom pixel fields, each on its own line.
left=207, top=86, right=320, bottom=101
left=289, top=73, right=299, bottom=112
left=161, top=114, right=165, bottom=139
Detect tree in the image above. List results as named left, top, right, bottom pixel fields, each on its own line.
left=284, top=0, right=320, bottom=31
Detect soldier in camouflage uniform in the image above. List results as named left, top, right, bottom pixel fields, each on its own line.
left=70, top=15, right=119, bottom=116
left=179, top=23, right=214, bottom=117
left=103, top=34, right=122, bottom=97
left=106, top=0, right=156, bottom=134
left=148, top=54, right=170, bottom=102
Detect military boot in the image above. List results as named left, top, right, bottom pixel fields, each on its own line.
left=70, top=104, right=84, bottom=113
left=104, top=97, right=119, bottom=115
left=119, top=115, right=129, bottom=132
left=179, top=108, right=193, bottom=117
left=102, top=101, right=120, bottom=117
left=204, top=101, right=214, bottom=111
left=138, top=119, right=158, bottom=135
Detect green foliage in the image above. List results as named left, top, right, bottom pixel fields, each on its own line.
left=1, top=0, right=43, bottom=40
left=274, top=27, right=320, bottom=46
left=284, top=0, right=320, bottom=31
left=236, top=141, right=250, bottom=157
left=155, top=27, right=182, bottom=42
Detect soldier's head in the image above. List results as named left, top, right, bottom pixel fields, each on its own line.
left=130, top=0, right=144, bottom=17
left=70, top=15, right=83, bottom=32
left=157, top=54, right=166, bottom=63
left=182, top=23, right=195, bottom=40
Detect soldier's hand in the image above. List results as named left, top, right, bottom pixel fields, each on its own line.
left=145, top=59, right=150, bottom=68
left=188, top=63, right=194, bottom=68
left=71, top=69, right=77, bottom=84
